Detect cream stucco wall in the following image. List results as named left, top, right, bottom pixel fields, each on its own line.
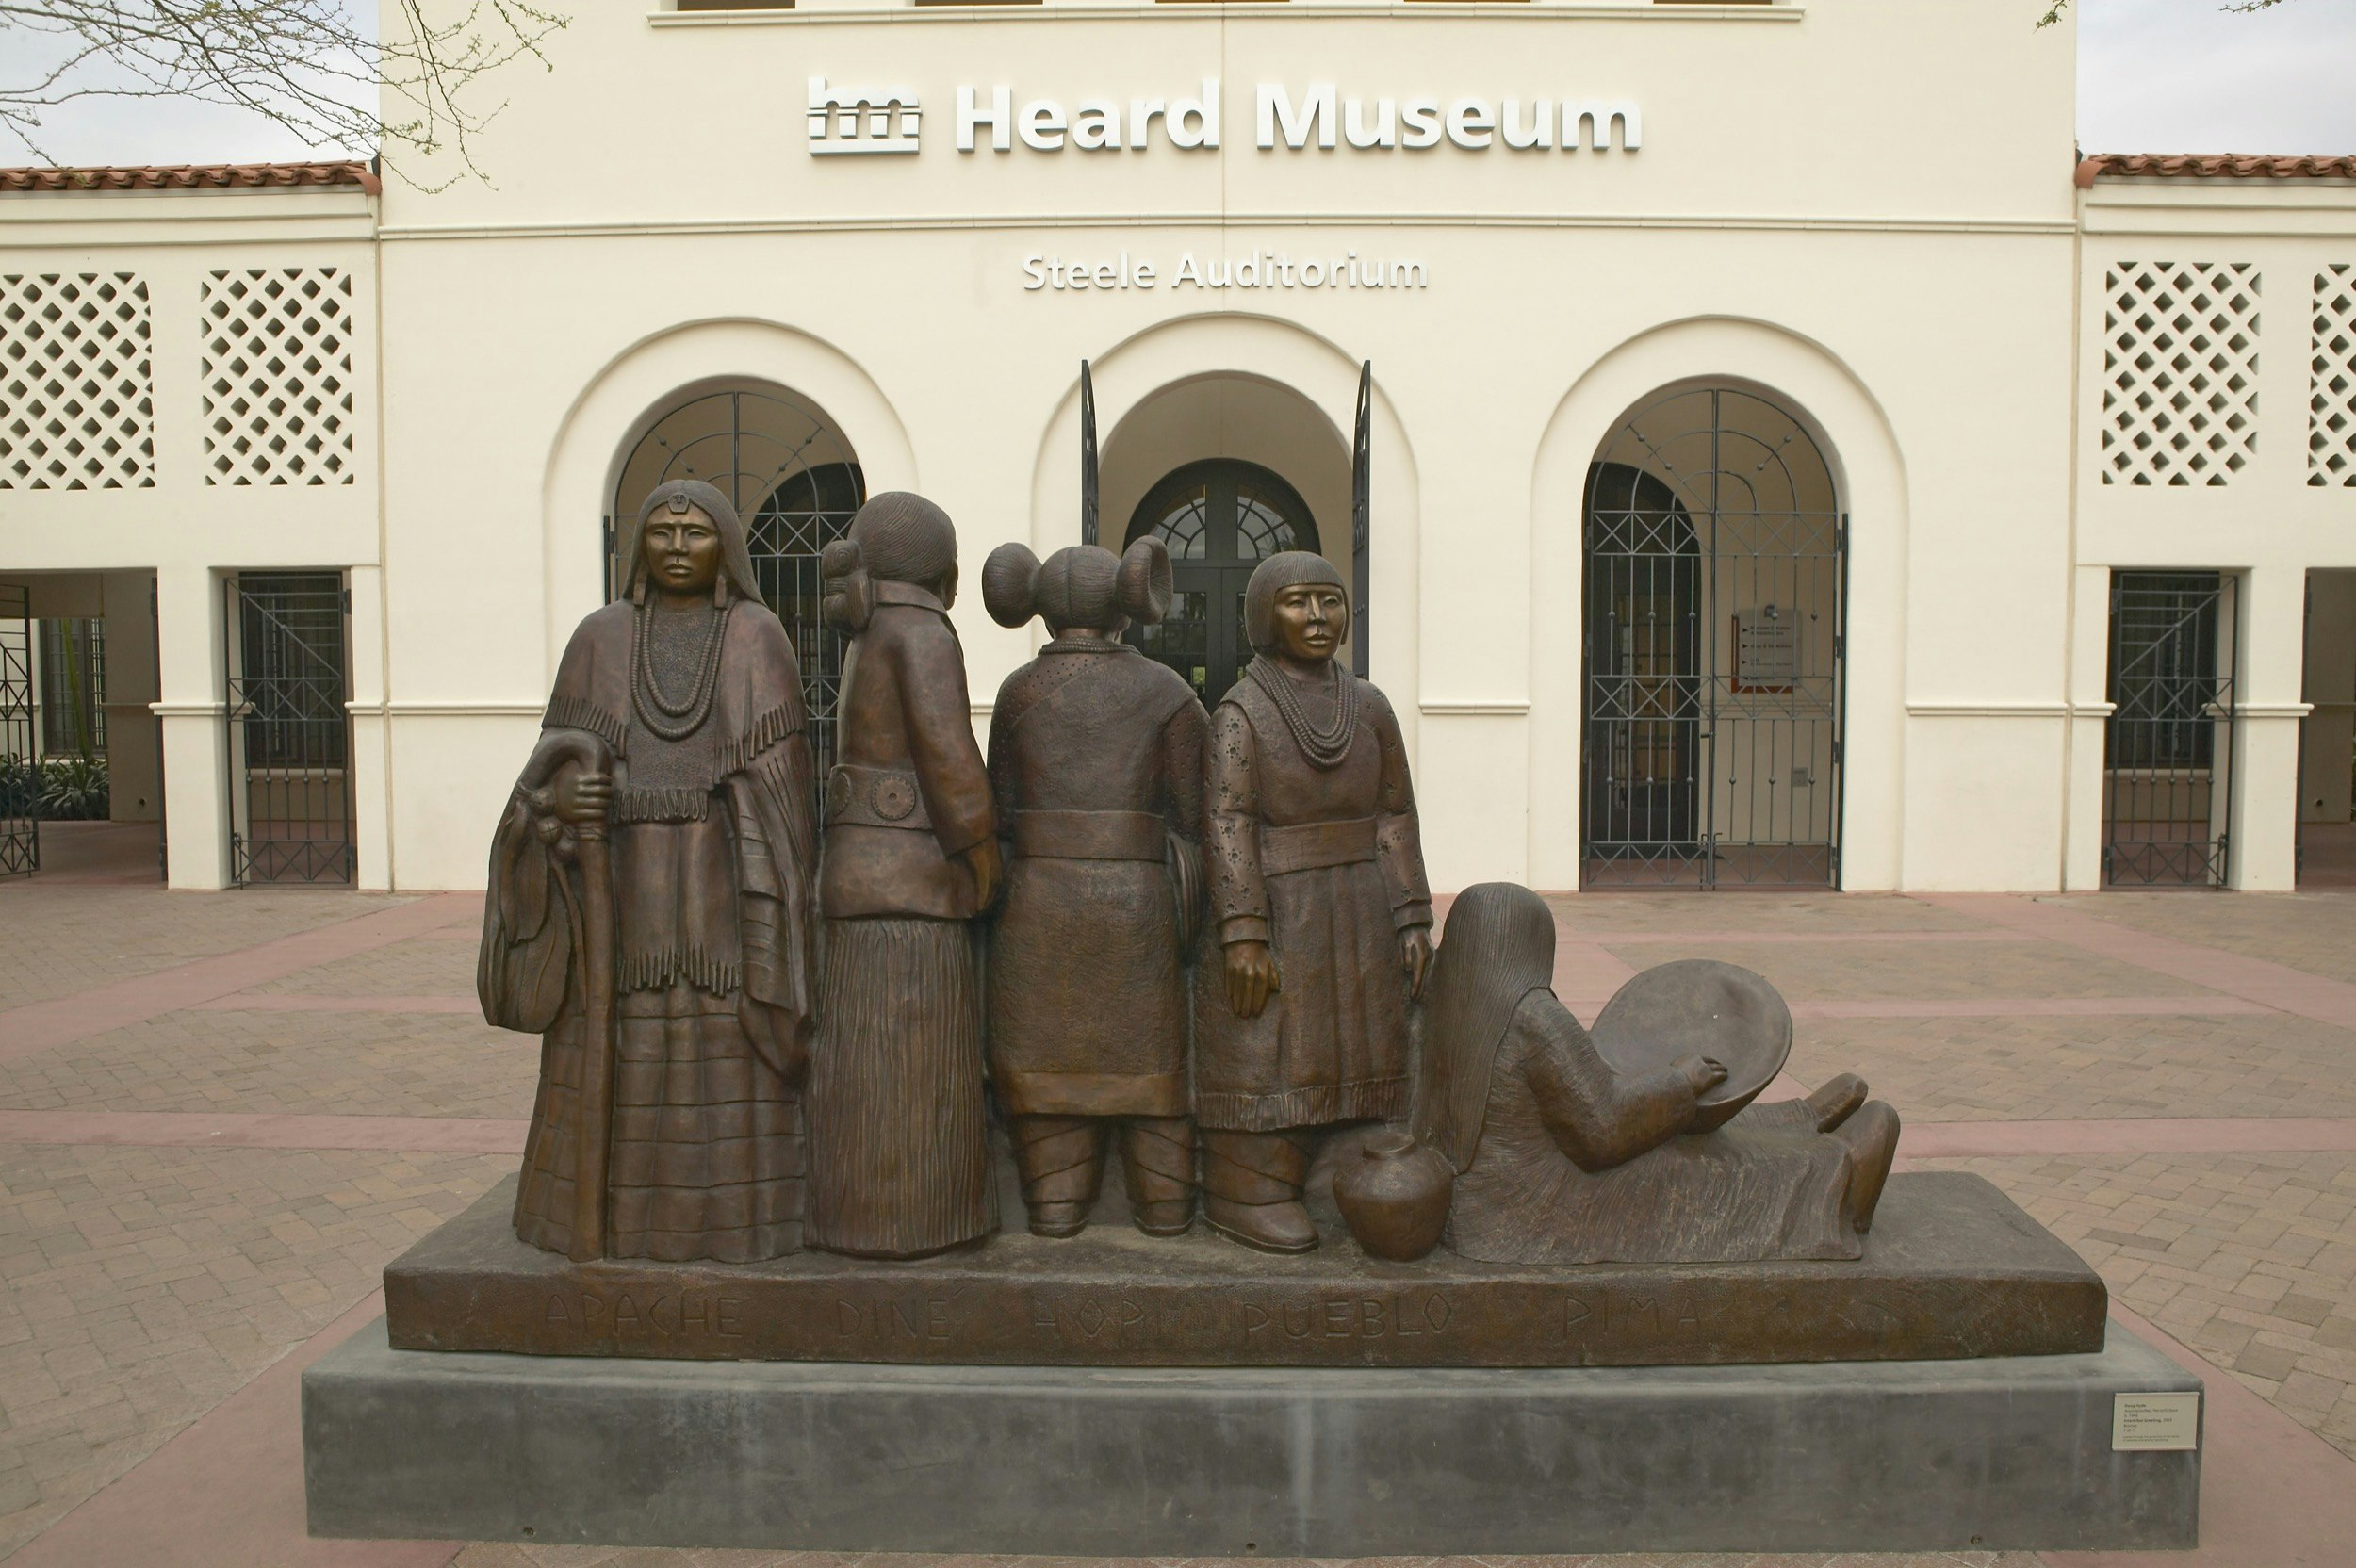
left=0, top=188, right=383, bottom=886
left=2069, top=178, right=2356, bottom=891
left=10, top=3, right=2348, bottom=898
left=353, top=0, right=2083, bottom=893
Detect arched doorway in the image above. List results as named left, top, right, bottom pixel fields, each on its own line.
left=612, top=385, right=865, bottom=777
left=1123, top=459, right=1318, bottom=703
left=1580, top=385, right=1845, bottom=890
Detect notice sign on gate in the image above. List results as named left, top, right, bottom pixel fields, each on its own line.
left=1733, top=608, right=1798, bottom=694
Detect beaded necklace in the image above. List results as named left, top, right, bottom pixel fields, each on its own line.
left=1248, top=656, right=1358, bottom=771
left=630, top=598, right=732, bottom=742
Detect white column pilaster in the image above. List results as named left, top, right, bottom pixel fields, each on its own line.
left=2063, top=565, right=2113, bottom=890
left=346, top=565, right=393, bottom=890
left=153, top=564, right=229, bottom=890
left=2229, top=565, right=2306, bottom=891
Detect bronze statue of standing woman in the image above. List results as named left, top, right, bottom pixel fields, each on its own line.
left=804, top=493, right=1001, bottom=1259
left=1196, top=551, right=1432, bottom=1252
left=982, top=538, right=1208, bottom=1238
left=479, top=479, right=820, bottom=1264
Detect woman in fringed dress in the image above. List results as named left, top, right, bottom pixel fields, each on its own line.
left=479, top=479, right=820, bottom=1264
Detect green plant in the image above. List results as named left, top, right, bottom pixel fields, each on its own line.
left=0, top=755, right=32, bottom=818
left=37, top=756, right=108, bottom=821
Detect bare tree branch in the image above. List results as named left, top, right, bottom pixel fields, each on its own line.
left=2040, top=0, right=2288, bottom=25
left=0, top=1, right=569, bottom=187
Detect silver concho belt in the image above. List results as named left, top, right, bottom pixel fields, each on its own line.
left=825, top=764, right=935, bottom=832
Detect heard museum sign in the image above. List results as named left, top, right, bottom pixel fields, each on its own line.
left=808, top=77, right=1641, bottom=157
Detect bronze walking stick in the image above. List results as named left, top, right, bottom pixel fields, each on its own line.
left=527, top=730, right=618, bottom=1263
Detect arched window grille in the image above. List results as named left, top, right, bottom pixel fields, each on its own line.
left=1124, top=458, right=1319, bottom=704
left=612, top=388, right=865, bottom=784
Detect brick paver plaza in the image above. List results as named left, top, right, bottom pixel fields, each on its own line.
left=6, top=870, right=2356, bottom=1566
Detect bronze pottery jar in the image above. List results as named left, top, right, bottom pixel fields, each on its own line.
left=1334, top=1131, right=1453, bottom=1261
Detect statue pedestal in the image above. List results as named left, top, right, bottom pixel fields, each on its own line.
left=303, top=1320, right=2200, bottom=1553
left=383, top=1170, right=2106, bottom=1366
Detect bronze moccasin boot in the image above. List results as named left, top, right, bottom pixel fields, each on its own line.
left=1010, top=1117, right=1110, bottom=1238
left=1121, top=1118, right=1197, bottom=1237
left=1200, top=1128, right=1317, bottom=1253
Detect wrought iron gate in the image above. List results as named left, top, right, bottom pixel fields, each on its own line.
left=224, top=572, right=355, bottom=885
left=0, top=586, right=36, bottom=876
left=2104, top=571, right=2236, bottom=888
left=612, top=389, right=865, bottom=786
left=1580, top=388, right=1847, bottom=890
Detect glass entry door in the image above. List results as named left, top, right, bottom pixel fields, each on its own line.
left=1124, top=460, right=1318, bottom=704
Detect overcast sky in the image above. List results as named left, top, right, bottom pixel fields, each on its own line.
left=2079, top=0, right=2355, bottom=154
left=0, top=0, right=2349, bottom=169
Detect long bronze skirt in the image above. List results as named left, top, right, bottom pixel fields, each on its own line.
left=805, top=915, right=998, bottom=1258
left=514, top=986, right=804, bottom=1264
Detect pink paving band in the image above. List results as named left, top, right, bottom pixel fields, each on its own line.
left=0, top=892, right=483, bottom=1066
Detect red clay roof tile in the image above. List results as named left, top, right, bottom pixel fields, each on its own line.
left=0, top=162, right=379, bottom=196
left=2076, top=153, right=2356, bottom=188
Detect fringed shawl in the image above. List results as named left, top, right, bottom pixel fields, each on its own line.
left=486, top=598, right=821, bottom=1066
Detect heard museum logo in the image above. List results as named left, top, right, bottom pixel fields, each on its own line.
left=807, top=77, right=1640, bottom=158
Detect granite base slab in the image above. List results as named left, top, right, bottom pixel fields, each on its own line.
left=384, top=1169, right=2106, bottom=1366
left=303, top=1320, right=2201, bottom=1553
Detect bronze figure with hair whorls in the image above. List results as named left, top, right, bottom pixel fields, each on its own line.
left=981, top=536, right=1209, bottom=1238
left=1195, top=550, right=1432, bottom=1252
left=804, top=492, right=1001, bottom=1259
left=479, top=479, right=820, bottom=1264
left=1414, top=882, right=1901, bottom=1266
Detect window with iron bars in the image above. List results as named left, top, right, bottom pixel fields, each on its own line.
left=38, top=618, right=105, bottom=759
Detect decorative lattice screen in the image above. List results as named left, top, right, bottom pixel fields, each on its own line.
left=203, top=268, right=356, bottom=485
left=0, top=272, right=155, bottom=489
left=2102, top=261, right=2261, bottom=486
left=2314, top=264, right=2356, bottom=487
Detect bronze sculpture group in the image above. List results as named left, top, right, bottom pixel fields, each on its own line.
left=482, top=483, right=1900, bottom=1270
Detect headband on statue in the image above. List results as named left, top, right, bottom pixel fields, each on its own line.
left=627, top=478, right=761, bottom=607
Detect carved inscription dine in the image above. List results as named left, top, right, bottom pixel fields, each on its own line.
left=835, top=1297, right=957, bottom=1342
